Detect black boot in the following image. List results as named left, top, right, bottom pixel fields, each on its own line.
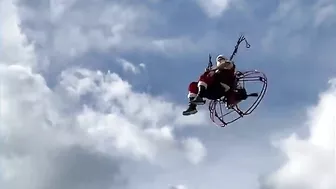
left=237, top=88, right=248, bottom=100
left=182, top=97, right=198, bottom=116
left=182, top=103, right=197, bottom=116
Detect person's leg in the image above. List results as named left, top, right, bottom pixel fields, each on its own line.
left=191, top=71, right=214, bottom=105
left=183, top=82, right=198, bottom=116
left=226, top=90, right=238, bottom=108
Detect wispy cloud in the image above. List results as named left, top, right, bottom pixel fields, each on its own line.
left=261, top=0, right=336, bottom=57
left=194, top=0, right=232, bottom=18
left=313, top=0, right=336, bottom=27
left=116, top=58, right=141, bottom=74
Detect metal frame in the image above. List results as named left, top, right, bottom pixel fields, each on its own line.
left=208, top=70, right=268, bottom=127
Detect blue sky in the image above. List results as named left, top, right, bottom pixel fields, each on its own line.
left=0, top=0, right=335, bottom=189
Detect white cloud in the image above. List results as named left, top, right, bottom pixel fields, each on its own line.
left=262, top=78, right=336, bottom=189
left=182, top=138, right=207, bottom=165
left=194, top=0, right=232, bottom=18
left=59, top=67, right=208, bottom=162
left=0, top=64, right=208, bottom=188
left=12, top=0, right=208, bottom=73
left=0, top=0, right=36, bottom=67
left=170, top=184, right=188, bottom=189
left=116, top=58, right=141, bottom=74
left=139, top=63, right=146, bottom=69
left=152, top=37, right=200, bottom=55
left=14, top=0, right=159, bottom=64
left=51, top=2, right=153, bottom=57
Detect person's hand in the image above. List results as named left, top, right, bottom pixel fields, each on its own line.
left=235, top=71, right=243, bottom=76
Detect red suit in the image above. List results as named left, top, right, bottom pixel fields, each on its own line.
left=187, top=61, right=236, bottom=101
left=183, top=55, right=239, bottom=116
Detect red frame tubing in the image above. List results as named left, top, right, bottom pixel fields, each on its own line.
left=208, top=70, right=268, bottom=127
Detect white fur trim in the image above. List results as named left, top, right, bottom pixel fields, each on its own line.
left=198, top=81, right=207, bottom=88
left=188, top=92, right=197, bottom=98
left=220, top=82, right=230, bottom=92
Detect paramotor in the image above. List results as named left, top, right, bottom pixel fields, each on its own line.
left=206, top=34, right=268, bottom=127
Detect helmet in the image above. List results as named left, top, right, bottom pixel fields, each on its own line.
left=216, top=55, right=228, bottom=66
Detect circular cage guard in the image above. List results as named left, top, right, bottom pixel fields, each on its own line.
left=208, top=70, right=267, bottom=127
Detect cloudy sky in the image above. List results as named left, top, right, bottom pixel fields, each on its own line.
left=0, top=0, right=335, bottom=189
